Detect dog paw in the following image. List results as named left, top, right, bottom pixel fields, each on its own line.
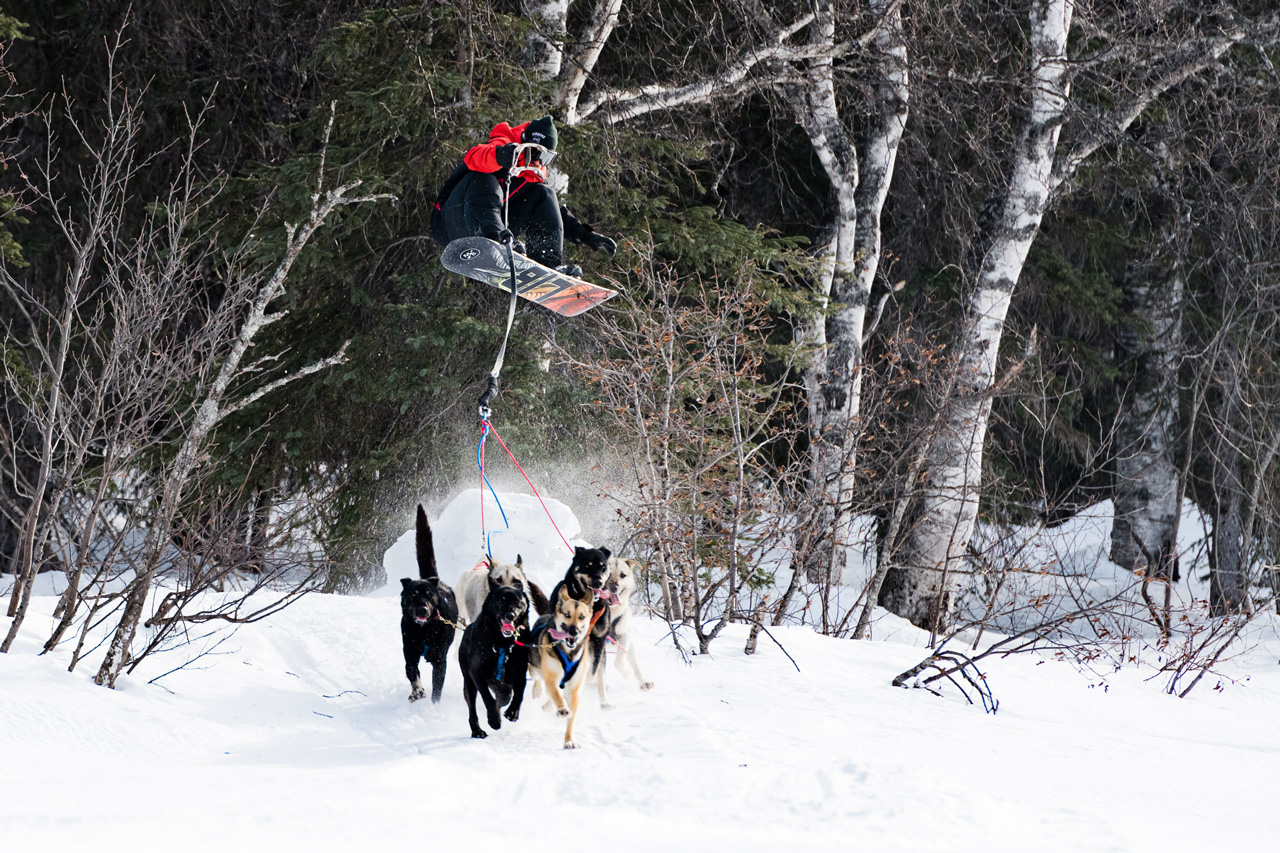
left=408, top=688, right=426, bottom=702
left=563, top=740, right=578, bottom=750
left=640, top=681, right=654, bottom=691
left=504, top=708, right=520, bottom=722
left=556, top=707, right=571, bottom=718
left=470, top=729, right=488, bottom=739
left=487, top=712, right=502, bottom=730
left=600, top=702, right=615, bottom=711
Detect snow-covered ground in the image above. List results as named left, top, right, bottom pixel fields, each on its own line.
left=4, top=490, right=1279, bottom=851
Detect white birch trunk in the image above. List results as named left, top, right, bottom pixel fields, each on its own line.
left=523, top=0, right=570, bottom=80
left=792, top=5, right=859, bottom=585
left=885, top=0, right=1074, bottom=631
left=1111, top=193, right=1184, bottom=577
left=557, top=0, right=624, bottom=124
left=792, top=1, right=908, bottom=586
left=94, top=160, right=382, bottom=687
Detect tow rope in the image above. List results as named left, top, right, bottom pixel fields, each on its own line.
left=476, top=417, right=575, bottom=557
left=473, top=163, right=574, bottom=559
left=475, top=152, right=544, bottom=426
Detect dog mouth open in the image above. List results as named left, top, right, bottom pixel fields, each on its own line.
left=596, top=588, right=619, bottom=605
left=547, top=627, right=572, bottom=642
left=500, top=621, right=516, bottom=637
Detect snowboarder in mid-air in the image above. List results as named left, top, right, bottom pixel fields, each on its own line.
left=430, top=115, right=619, bottom=277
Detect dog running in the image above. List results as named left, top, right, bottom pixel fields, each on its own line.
left=527, top=570, right=598, bottom=749
left=399, top=505, right=460, bottom=703
left=457, top=575, right=532, bottom=739
left=601, top=557, right=655, bottom=695
left=455, top=553, right=537, bottom=624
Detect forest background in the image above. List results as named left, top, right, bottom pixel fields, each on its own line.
left=3, top=1, right=1280, bottom=686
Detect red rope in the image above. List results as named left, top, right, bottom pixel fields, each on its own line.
left=479, top=422, right=487, bottom=553
left=482, top=419, right=575, bottom=554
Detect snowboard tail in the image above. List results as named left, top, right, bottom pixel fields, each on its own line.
left=441, top=237, right=617, bottom=318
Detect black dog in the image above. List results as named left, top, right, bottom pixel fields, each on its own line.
left=458, top=579, right=531, bottom=738
left=536, top=545, right=612, bottom=617
left=538, top=546, right=613, bottom=682
left=400, top=505, right=459, bottom=703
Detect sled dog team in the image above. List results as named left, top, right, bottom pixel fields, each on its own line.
left=400, top=505, right=653, bottom=749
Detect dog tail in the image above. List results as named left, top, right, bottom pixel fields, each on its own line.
left=528, top=580, right=550, bottom=616
left=416, top=505, right=438, bottom=581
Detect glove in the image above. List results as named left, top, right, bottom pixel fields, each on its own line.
left=496, top=229, right=513, bottom=245
left=495, top=144, right=517, bottom=169
left=585, top=232, right=618, bottom=256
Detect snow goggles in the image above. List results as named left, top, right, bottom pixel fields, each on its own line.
left=525, top=143, right=556, bottom=166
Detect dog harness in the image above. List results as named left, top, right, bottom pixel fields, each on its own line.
left=526, top=621, right=582, bottom=689
left=554, top=645, right=581, bottom=690
left=495, top=645, right=509, bottom=681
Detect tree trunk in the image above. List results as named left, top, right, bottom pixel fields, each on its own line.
left=883, top=0, right=1074, bottom=632
left=1208, top=335, right=1248, bottom=615
left=791, top=4, right=861, bottom=587
left=556, top=0, right=624, bottom=124
left=1111, top=193, right=1185, bottom=580
left=522, top=0, right=569, bottom=80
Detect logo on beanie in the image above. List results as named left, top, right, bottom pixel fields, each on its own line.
left=528, top=132, right=547, bottom=145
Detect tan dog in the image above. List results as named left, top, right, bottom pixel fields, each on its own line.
left=455, top=555, right=528, bottom=624
left=528, top=580, right=597, bottom=749
left=600, top=557, right=654, bottom=695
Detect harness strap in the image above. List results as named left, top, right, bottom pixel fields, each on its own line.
left=588, top=600, right=607, bottom=633
left=555, top=645, right=581, bottom=690
left=495, top=646, right=508, bottom=681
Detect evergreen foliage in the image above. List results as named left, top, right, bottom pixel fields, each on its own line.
left=3, top=0, right=1279, bottom=601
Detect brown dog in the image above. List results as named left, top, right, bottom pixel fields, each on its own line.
left=527, top=579, right=597, bottom=749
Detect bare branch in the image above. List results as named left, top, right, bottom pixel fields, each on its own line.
left=219, top=340, right=351, bottom=419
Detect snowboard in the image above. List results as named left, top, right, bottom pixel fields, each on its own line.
left=440, top=236, right=617, bottom=318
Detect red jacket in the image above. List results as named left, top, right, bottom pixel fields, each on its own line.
left=462, top=121, right=546, bottom=183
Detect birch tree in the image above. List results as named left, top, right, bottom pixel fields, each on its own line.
left=883, top=2, right=1277, bottom=630
left=786, top=0, right=909, bottom=585
left=93, top=107, right=387, bottom=687
left=1110, top=160, right=1186, bottom=584
left=544, top=1, right=911, bottom=588
left=0, top=40, right=393, bottom=679
left=523, top=0, right=570, bottom=79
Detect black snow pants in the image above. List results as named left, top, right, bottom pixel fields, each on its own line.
left=431, top=170, right=567, bottom=268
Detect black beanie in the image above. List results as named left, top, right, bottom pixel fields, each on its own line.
left=522, top=115, right=558, bottom=151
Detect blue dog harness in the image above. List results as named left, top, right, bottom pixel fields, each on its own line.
left=554, top=645, right=581, bottom=689
left=528, top=621, right=582, bottom=689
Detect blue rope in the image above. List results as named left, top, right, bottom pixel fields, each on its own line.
left=477, top=421, right=510, bottom=556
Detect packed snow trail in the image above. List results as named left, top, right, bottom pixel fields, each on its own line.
left=3, top=490, right=1280, bottom=851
